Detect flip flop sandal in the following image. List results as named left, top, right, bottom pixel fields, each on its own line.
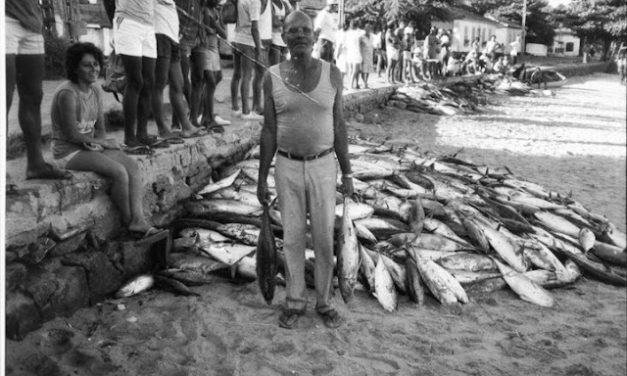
left=122, top=144, right=153, bottom=155
left=278, top=309, right=305, bottom=329
left=26, top=163, right=73, bottom=180
left=148, top=138, right=171, bottom=149
left=317, top=309, right=342, bottom=329
left=165, top=136, right=185, bottom=144
left=181, top=128, right=209, bottom=138
left=207, top=125, right=225, bottom=134
left=137, top=135, right=161, bottom=146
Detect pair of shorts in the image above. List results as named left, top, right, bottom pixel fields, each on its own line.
left=54, top=150, right=81, bottom=169
left=233, top=42, right=267, bottom=68
left=5, top=16, right=44, bottom=55
left=113, top=16, right=157, bottom=58
left=387, top=48, right=399, bottom=61
left=192, top=48, right=221, bottom=72
left=156, top=34, right=181, bottom=62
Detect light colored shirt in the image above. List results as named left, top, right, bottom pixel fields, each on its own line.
left=271, top=62, right=335, bottom=155
left=314, top=8, right=338, bottom=43
left=6, top=0, right=42, bottom=33
left=258, top=0, right=273, bottom=41
left=271, top=0, right=289, bottom=46
left=51, top=82, right=102, bottom=159
left=115, top=0, right=155, bottom=26
left=233, top=0, right=261, bottom=47
left=510, top=40, right=520, bottom=55
left=155, top=0, right=179, bottom=42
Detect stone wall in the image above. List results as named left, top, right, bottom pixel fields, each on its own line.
left=4, top=88, right=394, bottom=339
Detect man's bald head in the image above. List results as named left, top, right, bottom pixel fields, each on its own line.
left=284, top=10, right=313, bottom=30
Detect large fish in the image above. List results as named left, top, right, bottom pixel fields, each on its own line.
left=437, top=252, right=497, bottom=272
left=534, top=211, right=581, bottom=238
left=448, top=270, right=502, bottom=284
left=577, top=228, right=596, bottom=253
left=461, top=217, right=490, bottom=252
left=591, top=241, right=627, bottom=267
left=493, top=258, right=554, bottom=307
left=600, top=223, right=627, bottom=249
left=116, top=275, right=154, bottom=298
left=406, top=197, right=426, bottom=236
left=334, top=201, right=375, bottom=221
left=354, top=217, right=409, bottom=238
left=256, top=203, right=278, bottom=304
left=199, top=242, right=256, bottom=266
left=424, top=217, right=472, bottom=247
left=216, top=223, right=262, bottom=246
left=373, top=257, right=398, bottom=312
left=198, top=169, right=241, bottom=196
left=158, top=268, right=217, bottom=286
left=475, top=220, right=527, bottom=272
left=169, top=254, right=229, bottom=274
left=337, top=197, right=361, bottom=303
left=389, top=233, right=471, bottom=252
left=186, top=199, right=262, bottom=217
left=405, top=257, right=425, bottom=304
left=355, top=223, right=378, bottom=243
left=410, top=248, right=469, bottom=305
left=359, top=245, right=377, bottom=292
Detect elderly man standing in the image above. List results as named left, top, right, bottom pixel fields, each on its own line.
left=313, top=0, right=339, bottom=63
left=257, top=10, right=353, bottom=329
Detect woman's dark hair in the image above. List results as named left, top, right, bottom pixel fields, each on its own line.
left=65, top=42, right=104, bottom=83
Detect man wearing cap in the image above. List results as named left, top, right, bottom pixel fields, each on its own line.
left=257, top=10, right=353, bottom=329
left=313, top=0, right=339, bottom=63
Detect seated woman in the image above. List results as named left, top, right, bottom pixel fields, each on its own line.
left=51, top=42, right=161, bottom=239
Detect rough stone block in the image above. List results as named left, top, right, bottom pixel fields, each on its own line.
left=49, top=231, right=88, bottom=258
left=6, top=262, right=28, bottom=291
left=24, top=260, right=89, bottom=321
left=5, top=291, right=42, bottom=340
left=62, top=251, right=123, bottom=303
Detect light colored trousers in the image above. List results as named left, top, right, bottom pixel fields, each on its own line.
left=275, top=153, right=336, bottom=313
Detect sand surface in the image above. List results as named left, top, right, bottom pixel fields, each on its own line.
left=5, top=73, right=626, bottom=376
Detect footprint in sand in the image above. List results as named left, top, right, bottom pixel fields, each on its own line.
left=348, top=351, right=401, bottom=373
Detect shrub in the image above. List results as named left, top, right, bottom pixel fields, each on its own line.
left=44, top=35, right=71, bottom=80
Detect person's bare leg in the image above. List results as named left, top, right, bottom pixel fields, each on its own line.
left=230, top=47, right=242, bottom=113
left=252, top=52, right=265, bottom=113
left=12, top=54, right=68, bottom=178
left=121, top=55, right=143, bottom=145
left=152, top=54, right=173, bottom=136
left=169, top=60, right=197, bottom=134
left=239, top=50, right=254, bottom=115
left=202, top=70, right=220, bottom=124
left=66, top=151, right=133, bottom=226
left=101, top=149, right=152, bottom=232
left=137, top=57, right=156, bottom=143
left=190, top=51, right=205, bottom=126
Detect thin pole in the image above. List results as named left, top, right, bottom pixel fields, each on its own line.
left=521, top=0, right=527, bottom=54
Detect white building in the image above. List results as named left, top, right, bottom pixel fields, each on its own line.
left=432, top=7, right=522, bottom=54
left=550, top=27, right=580, bottom=56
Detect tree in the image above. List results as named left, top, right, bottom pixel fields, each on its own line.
left=346, top=0, right=455, bottom=36
left=468, top=0, right=556, bottom=46
left=554, top=0, right=625, bottom=58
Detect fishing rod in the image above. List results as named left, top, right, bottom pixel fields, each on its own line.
left=176, top=4, right=320, bottom=104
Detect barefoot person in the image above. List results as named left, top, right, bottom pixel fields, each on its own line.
left=51, top=43, right=160, bottom=239
left=257, top=11, right=354, bottom=329
left=6, top=0, right=71, bottom=180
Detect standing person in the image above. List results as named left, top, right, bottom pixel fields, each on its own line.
left=6, top=0, right=71, bottom=179
left=258, top=10, right=354, bottom=330
left=509, top=36, right=521, bottom=65
left=152, top=0, right=205, bottom=141
left=385, top=21, right=400, bottom=84
left=439, top=28, right=451, bottom=76
left=231, top=0, right=265, bottom=120
left=175, top=0, right=203, bottom=128
left=424, top=26, right=440, bottom=78
left=313, top=0, right=339, bottom=63
left=253, top=0, right=273, bottom=114
left=334, top=21, right=348, bottom=84
left=344, top=20, right=363, bottom=89
left=51, top=42, right=161, bottom=239
left=113, top=0, right=159, bottom=147
left=485, top=34, right=499, bottom=62
left=269, top=0, right=292, bottom=65
left=360, top=22, right=375, bottom=88
left=191, top=0, right=231, bottom=131
left=372, top=22, right=386, bottom=77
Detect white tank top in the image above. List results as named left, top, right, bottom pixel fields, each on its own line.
left=258, top=0, right=272, bottom=41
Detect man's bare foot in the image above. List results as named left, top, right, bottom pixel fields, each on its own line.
left=26, top=163, right=72, bottom=180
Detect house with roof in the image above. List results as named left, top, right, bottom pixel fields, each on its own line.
left=550, top=27, right=580, bottom=56
left=432, top=7, right=523, bottom=54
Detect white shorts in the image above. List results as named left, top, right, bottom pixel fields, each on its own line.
left=5, top=16, right=45, bottom=55
left=54, top=150, right=81, bottom=169
left=113, top=16, right=157, bottom=58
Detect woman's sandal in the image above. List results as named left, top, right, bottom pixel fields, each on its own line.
left=122, top=144, right=153, bottom=155
left=278, top=309, right=305, bottom=329
left=317, top=309, right=343, bottom=329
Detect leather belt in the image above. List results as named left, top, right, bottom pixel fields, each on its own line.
left=277, top=147, right=334, bottom=161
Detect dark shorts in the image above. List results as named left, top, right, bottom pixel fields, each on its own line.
left=319, top=39, right=334, bottom=63
left=156, top=33, right=181, bottom=62
left=233, top=42, right=267, bottom=68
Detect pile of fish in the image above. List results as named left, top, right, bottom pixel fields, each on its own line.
left=117, top=139, right=626, bottom=311
left=388, top=75, right=553, bottom=116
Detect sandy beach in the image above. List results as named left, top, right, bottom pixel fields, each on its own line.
left=5, top=73, right=626, bottom=376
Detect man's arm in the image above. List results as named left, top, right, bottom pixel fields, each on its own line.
left=257, top=71, right=277, bottom=204
left=329, top=63, right=353, bottom=196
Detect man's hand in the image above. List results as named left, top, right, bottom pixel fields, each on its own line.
left=341, top=175, right=354, bottom=197
left=257, top=180, right=271, bottom=206
left=100, top=139, right=121, bottom=150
